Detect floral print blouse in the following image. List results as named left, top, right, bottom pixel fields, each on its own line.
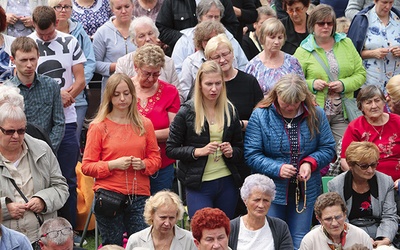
left=245, top=52, right=304, bottom=96
left=363, top=6, right=400, bottom=93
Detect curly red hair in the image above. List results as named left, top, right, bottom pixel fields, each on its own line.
left=191, top=208, right=230, bottom=242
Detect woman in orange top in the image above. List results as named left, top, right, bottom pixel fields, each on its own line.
left=82, top=73, right=161, bottom=247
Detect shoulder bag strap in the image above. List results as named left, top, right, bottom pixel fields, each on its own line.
left=9, top=178, right=44, bottom=225
left=311, top=50, right=335, bottom=82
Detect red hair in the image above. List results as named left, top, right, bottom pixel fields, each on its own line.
left=0, top=6, right=6, bottom=32
left=191, top=208, right=230, bottom=242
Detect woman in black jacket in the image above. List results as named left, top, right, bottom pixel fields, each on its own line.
left=166, top=61, right=243, bottom=219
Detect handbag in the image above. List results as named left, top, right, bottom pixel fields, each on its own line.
left=94, top=188, right=128, bottom=217
left=342, top=96, right=363, bottom=121
left=311, top=51, right=362, bottom=121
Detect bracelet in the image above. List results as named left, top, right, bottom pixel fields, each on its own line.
left=191, top=148, right=198, bottom=160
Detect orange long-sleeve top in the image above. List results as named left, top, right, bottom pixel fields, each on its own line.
left=82, top=117, right=161, bottom=196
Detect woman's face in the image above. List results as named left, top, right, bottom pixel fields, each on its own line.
left=54, top=0, right=73, bottom=22
left=111, top=81, right=133, bottom=112
left=263, top=33, right=285, bottom=53
left=386, top=93, right=400, bottom=114
left=350, top=161, right=377, bottom=181
left=209, top=44, right=233, bottom=73
left=253, top=14, right=271, bottom=32
left=0, top=119, right=26, bottom=153
left=136, top=65, right=161, bottom=89
left=111, top=0, right=133, bottom=23
left=200, top=72, right=223, bottom=102
left=374, top=0, right=394, bottom=18
left=244, top=188, right=272, bottom=219
left=199, top=4, right=221, bottom=22
left=134, top=23, right=158, bottom=47
left=313, top=16, right=334, bottom=40
left=286, top=1, right=308, bottom=25
left=361, top=95, right=385, bottom=120
left=277, top=95, right=301, bottom=116
left=201, top=31, right=218, bottom=51
left=151, top=205, right=178, bottom=234
left=319, top=205, right=346, bottom=240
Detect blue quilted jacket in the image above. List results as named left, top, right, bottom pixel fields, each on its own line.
left=244, top=104, right=335, bottom=205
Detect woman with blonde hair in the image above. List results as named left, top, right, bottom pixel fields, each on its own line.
left=245, top=17, right=304, bottom=96
left=166, top=61, right=243, bottom=219
left=205, top=34, right=263, bottom=131
left=82, top=73, right=161, bottom=247
left=244, top=73, right=336, bottom=249
left=126, top=191, right=196, bottom=249
left=386, top=75, right=400, bottom=115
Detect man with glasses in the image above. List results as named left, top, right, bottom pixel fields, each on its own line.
left=39, top=217, right=85, bottom=250
left=29, top=5, right=86, bottom=239
left=5, top=36, right=65, bottom=152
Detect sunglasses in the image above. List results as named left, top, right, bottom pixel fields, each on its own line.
left=316, top=21, right=334, bottom=27
left=355, top=162, right=378, bottom=170
left=0, top=126, right=26, bottom=135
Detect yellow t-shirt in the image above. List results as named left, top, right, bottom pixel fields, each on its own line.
left=202, top=124, right=232, bottom=181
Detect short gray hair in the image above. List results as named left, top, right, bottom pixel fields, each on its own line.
left=257, top=5, right=277, bottom=20
left=197, top=0, right=225, bottom=21
left=356, top=85, right=386, bottom=110
left=129, top=16, right=159, bottom=45
left=0, top=102, right=26, bottom=126
left=0, top=84, right=24, bottom=109
left=39, top=217, right=73, bottom=246
left=240, top=174, right=276, bottom=201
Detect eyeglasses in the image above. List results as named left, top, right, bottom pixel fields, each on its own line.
left=210, top=51, right=232, bottom=61
left=355, top=162, right=378, bottom=170
left=40, top=227, right=72, bottom=239
left=138, top=68, right=161, bottom=78
left=286, top=6, right=305, bottom=14
left=0, top=126, right=26, bottom=136
left=316, top=21, right=334, bottom=27
left=53, top=5, right=73, bottom=11
left=322, top=214, right=344, bottom=224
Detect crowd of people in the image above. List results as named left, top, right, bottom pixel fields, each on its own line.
left=1, top=0, right=400, bottom=249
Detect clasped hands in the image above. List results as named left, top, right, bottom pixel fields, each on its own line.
left=108, top=156, right=145, bottom=171
left=279, top=162, right=311, bottom=182
left=313, top=79, right=343, bottom=93
left=195, top=141, right=233, bottom=159
left=7, top=197, right=45, bottom=219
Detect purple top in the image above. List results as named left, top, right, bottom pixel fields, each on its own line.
left=245, top=52, right=304, bottom=95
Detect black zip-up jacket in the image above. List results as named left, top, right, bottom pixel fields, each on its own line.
left=166, top=101, right=243, bottom=190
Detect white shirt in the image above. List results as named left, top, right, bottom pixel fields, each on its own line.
left=237, top=217, right=275, bottom=250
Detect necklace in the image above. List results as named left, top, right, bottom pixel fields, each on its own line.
left=295, top=179, right=307, bottom=213
left=371, top=124, right=384, bottom=140
left=283, top=117, right=295, bottom=129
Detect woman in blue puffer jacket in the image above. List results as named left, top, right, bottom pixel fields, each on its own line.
left=244, top=73, right=336, bottom=250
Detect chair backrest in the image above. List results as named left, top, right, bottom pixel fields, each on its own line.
left=322, top=176, right=334, bottom=193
